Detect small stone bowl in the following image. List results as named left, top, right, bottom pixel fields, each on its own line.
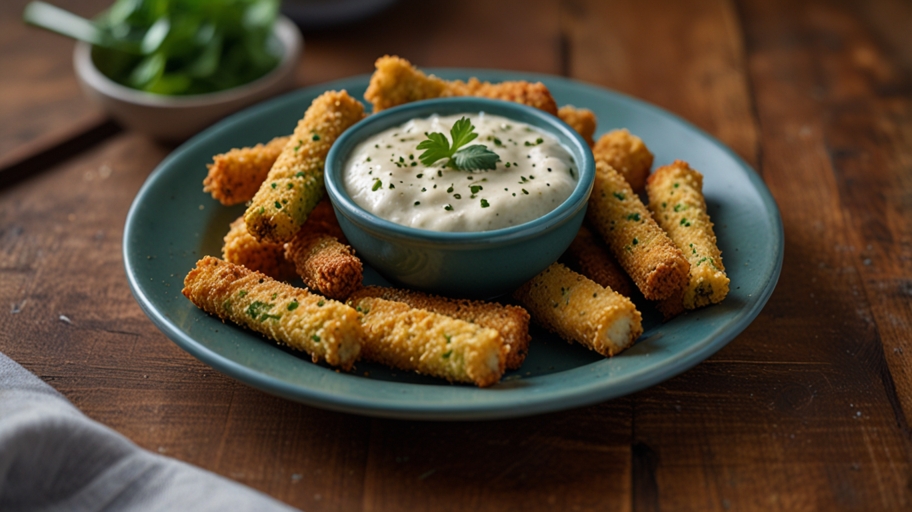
left=324, top=97, right=595, bottom=298
left=73, top=16, right=302, bottom=142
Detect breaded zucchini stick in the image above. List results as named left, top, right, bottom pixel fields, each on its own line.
left=244, top=90, right=364, bottom=244
left=304, top=198, right=346, bottom=241
left=646, top=160, right=729, bottom=310
left=514, top=263, right=642, bottom=357
left=557, top=106, right=597, bottom=147
left=349, top=286, right=531, bottom=370
left=587, top=162, right=690, bottom=301
left=286, top=231, right=363, bottom=300
left=448, top=77, right=559, bottom=115
left=203, top=136, right=290, bottom=206
left=363, top=55, right=450, bottom=112
left=364, top=55, right=559, bottom=115
left=593, top=129, right=654, bottom=193
left=349, top=296, right=506, bottom=387
left=222, top=216, right=297, bottom=281
left=562, top=224, right=634, bottom=298
left=655, top=288, right=686, bottom=321
left=182, top=257, right=362, bottom=370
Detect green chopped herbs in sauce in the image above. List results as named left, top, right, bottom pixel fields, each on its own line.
left=345, top=113, right=578, bottom=231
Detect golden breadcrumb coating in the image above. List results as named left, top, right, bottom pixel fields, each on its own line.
left=364, top=55, right=558, bottom=115
left=349, top=296, right=506, bottom=387
left=244, top=90, right=364, bottom=244
left=364, top=55, right=451, bottom=112
left=349, top=286, right=530, bottom=370
left=514, top=263, right=642, bottom=357
left=182, top=257, right=362, bottom=370
left=203, top=136, right=290, bottom=206
left=448, top=77, right=559, bottom=115
left=286, top=231, right=363, bottom=300
left=593, top=129, right=654, bottom=193
left=562, top=224, right=634, bottom=298
left=557, top=106, right=597, bottom=147
left=222, top=216, right=297, bottom=281
left=655, top=288, right=686, bottom=321
left=646, top=160, right=729, bottom=311
left=304, top=198, right=346, bottom=241
left=587, top=161, right=690, bottom=301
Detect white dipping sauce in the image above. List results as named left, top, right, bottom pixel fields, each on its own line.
left=343, top=113, right=579, bottom=232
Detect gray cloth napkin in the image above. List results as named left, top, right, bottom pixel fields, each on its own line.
left=0, top=353, right=299, bottom=512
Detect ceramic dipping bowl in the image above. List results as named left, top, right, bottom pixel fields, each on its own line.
left=324, top=97, right=595, bottom=298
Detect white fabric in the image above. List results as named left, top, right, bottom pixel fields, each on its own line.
left=0, top=353, right=299, bottom=512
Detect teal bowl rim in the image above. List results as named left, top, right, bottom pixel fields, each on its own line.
left=324, top=97, right=595, bottom=244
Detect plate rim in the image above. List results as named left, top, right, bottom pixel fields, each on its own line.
left=123, top=70, right=784, bottom=420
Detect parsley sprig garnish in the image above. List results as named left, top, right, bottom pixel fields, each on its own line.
left=417, top=117, right=500, bottom=171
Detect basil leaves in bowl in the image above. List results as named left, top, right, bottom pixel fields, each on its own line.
left=25, top=0, right=302, bottom=140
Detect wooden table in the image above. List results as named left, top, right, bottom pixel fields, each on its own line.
left=2, top=0, right=911, bottom=509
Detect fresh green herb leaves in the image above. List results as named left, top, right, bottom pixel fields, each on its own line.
left=453, top=144, right=501, bottom=171
left=417, top=117, right=500, bottom=171
left=24, top=0, right=282, bottom=95
left=417, top=132, right=453, bottom=167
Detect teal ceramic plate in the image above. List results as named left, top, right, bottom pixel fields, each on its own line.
left=124, top=71, right=783, bottom=420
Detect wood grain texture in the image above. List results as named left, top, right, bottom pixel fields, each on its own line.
left=0, top=0, right=109, bottom=170
left=361, top=405, right=632, bottom=512
left=566, top=0, right=912, bottom=510
left=300, top=0, right=561, bottom=90
left=561, top=0, right=759, bottom=166
left=2, top=0, right=912, bottom=510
